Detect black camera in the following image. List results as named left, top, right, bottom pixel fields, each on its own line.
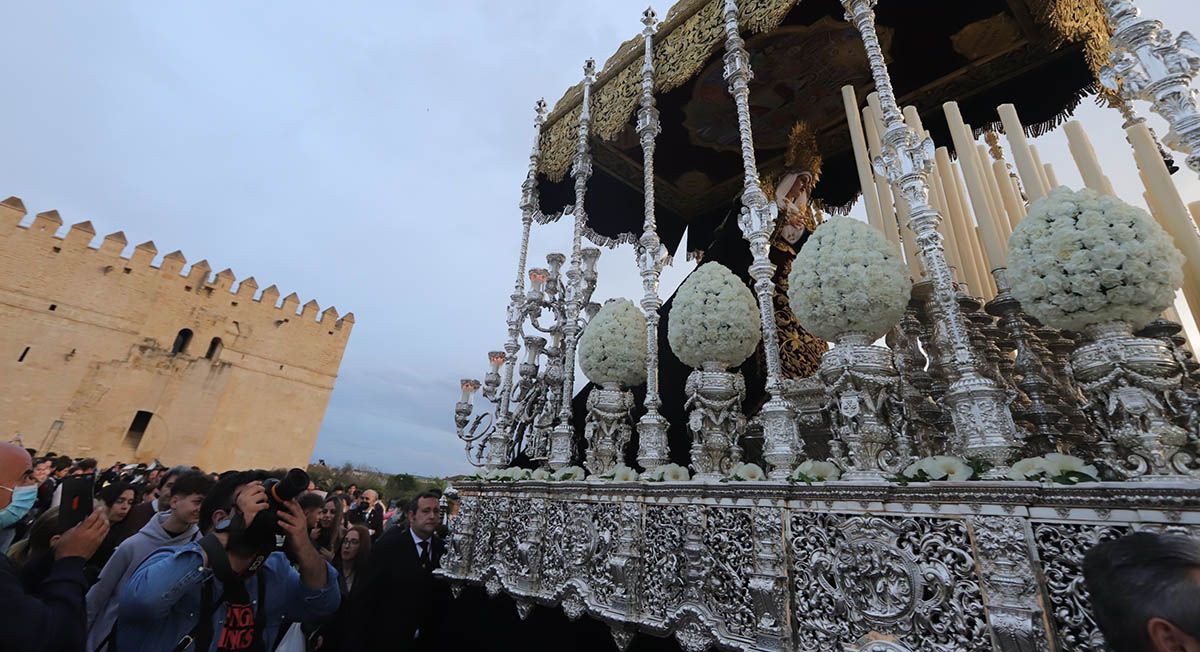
left=263, top=467, right=310, bottom=508
left=240, top=468, right=310, bottom=551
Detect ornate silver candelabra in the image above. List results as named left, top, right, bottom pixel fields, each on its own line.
left=455, top=252, right=599, bottom=469
left=842, top=0, right=1021, bottom=476
left=634, top=7, right=672, bottom=475
left=1099, top=0, right=1200, bottom=175
left=721, top=0, right=801, bottom=480
left=548, top=59, right=600, bottom=470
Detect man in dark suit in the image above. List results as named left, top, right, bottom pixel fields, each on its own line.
left=345, top=490, right=447, bottom=650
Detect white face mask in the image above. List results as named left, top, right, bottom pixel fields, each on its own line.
left=0, top=484, right=38, bottom=528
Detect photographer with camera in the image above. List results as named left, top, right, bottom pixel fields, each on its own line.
left=117, top=469, right=340, bottom=651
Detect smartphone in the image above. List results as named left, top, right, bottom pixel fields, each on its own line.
left=58, top=475, right=95, bottom=530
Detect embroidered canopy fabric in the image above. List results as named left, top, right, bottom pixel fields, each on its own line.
left=533, top=0, right=1110, bottom=254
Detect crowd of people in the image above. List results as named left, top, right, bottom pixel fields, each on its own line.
left=3, top=439, right=1199, bottom=652
left=1, top=442, right=450, bottom=651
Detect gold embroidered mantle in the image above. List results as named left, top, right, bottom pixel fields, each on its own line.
left=535, top=0, right=1110, bottom=181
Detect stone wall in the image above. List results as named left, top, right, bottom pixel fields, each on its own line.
left=0, top=196, right=353, bottom=471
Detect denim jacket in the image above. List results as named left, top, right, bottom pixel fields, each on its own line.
left=116, top=542, right=340, bottom=651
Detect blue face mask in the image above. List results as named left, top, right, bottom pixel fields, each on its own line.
left=0, top=484, right=38, bottom=529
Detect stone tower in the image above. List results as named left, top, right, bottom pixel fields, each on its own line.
left=0, top=197, right=353, bottom=471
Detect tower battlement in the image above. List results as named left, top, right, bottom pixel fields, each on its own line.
left=0, top=197, right=354, bottom=333
left=0, top=195, right=354, bottom=471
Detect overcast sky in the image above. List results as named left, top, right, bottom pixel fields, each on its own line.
left=2, top=1, right=1197, bottom=478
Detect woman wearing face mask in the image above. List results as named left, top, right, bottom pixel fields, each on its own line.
left=0, top=441, right=110, bottom=652
left=0, top=471, right=40, bottom=554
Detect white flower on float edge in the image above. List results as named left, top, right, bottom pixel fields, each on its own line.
left=667, top=263, right=762, bottom=370
left=901, top=456, right=974, bottom=481
left=1008, top=454, right=1099, bottom=483
left=551, top=466, right=586, bottom=481
left=578, top=298, right=648, bottom=387
left=788, top=217, right=912, bottom=341
left=482, top=467, right=530, bottom=482
left=530, top=467, right=553, bottom=481
left=646, top=463, right=691, bottom=482
left=726, top=462, right=766, bottom=481
left=1007, top=186, right=1184, bottom=331
left=791, top=460, right=841, bottom=482
left=1042, top=453, right=1099, bottom=479
left=600, top=465, right=640, bottom=482
left=1007, top=457, right=1044, bottom=481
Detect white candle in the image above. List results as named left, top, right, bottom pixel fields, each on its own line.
left=1043, top=163, right=1060, bottom=189
left=862, top=100, right=904, bottom=258
left=997, top=103, right=1048, bottom=201
left=1064, top=120, right=1115, bottom=196
left=993, top=160, right=1026, bottom=228
left=1029, top=144, right=1053, bottom=195
left=943, top=102, right=1006, bottom=271
left=936, top=147, right=988, bottom=296
left=1129, top=121, right=1200, bottom=329
left=842, top=86, right=885, bottom=233
left=979, top=143, right=1013, bottom=237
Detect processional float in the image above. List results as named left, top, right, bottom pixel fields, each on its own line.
left=448, top=1, right=1200, bottom=650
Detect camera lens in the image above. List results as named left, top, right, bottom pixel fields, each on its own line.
left=266, top=467, right=310, bottom=505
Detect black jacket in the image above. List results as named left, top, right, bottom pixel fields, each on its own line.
left=347, top=503, right=385, bottom=540
left=344, top=527, right=447, bottom=650
left=0, top=552, right=90, bottom=651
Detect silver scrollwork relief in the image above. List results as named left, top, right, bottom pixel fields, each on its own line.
left=791, top=512, right=988, bottom=651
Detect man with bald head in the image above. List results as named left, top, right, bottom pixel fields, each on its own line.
left=0, top=441, right=111, bottom=651
left=348, top=488, right=385, bottom=540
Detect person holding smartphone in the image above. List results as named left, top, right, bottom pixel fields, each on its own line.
left=0, top=441, right=110, bottom=652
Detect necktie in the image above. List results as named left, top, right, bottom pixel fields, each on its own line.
left=419, top=539, right=430, bottom=567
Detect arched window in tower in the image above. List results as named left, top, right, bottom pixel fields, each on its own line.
left=171, top=328, right=193, bottom=355
left=124, top=410, right=153, bottom=450
left=205, top=337, right=223, bottom=361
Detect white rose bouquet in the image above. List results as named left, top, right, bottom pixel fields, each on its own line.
left=578, top=298, right=648, bottom=386
left=725, top=462, right=766, bottom=481
left=898, top=456, right=976, bottom=482
left=1007, top=186, right=1184, bottom=331
left=646, top=463, right=691, bottom=482
left=788, top=217, right=911, bottom=341
left=1007, top=453, right=1099, bottom=484
left=668, top=263, right=762, bottom=370
left=789, top=460, right=841, bottom=483
left=530, top=467, right=553, bottom=481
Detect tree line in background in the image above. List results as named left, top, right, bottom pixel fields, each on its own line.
left=306, top=462, right=447, bottom=501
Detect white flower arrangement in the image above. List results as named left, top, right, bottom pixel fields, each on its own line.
left=578, top=298, right=648, bottom=387
left=483, top=467, right=530, bottom=482
left=667, top=263, right=762, bottom=370
left=790, top=460, right=841, bottom=483
left=599, top=464, right=640, bottom=482
left=1007, top=186, right=1184, bottom=331
left=726, top=462, right=766, bottom=481
left=551, top=466, right=586, bottom=481
left=1007, top=453, right=1099, bottom=484
left=788, top=217, right=912, bottom=341
left=530, top=467, right=553, bottom=481
left=900, top=456, right=975, bottom=482
left=646, top=463, right=691, bottom=482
